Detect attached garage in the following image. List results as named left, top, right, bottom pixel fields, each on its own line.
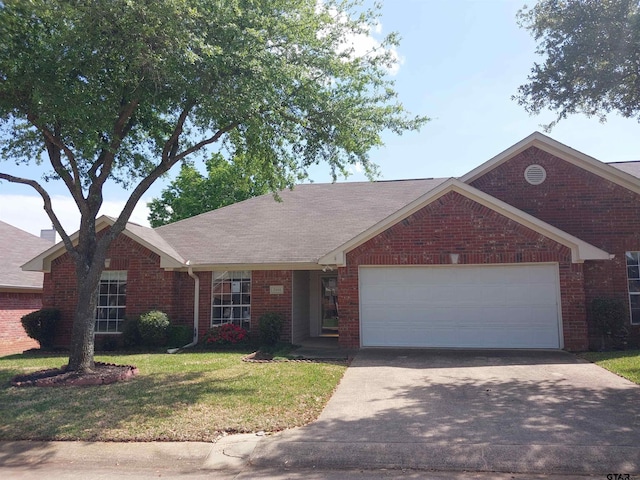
left=359, top=264, right=562, bottom=349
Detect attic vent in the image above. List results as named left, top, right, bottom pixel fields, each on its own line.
left=524, top=164, right=547, bottom=185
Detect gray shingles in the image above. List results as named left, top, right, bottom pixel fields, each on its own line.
left=609, top=161, right=640, bottom=179
left=156, top=179, right=447, bottom=265
left=0, top=221, right=52, bottom=288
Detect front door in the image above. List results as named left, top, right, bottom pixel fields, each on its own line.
left=320, top=276, right=339, bottom=336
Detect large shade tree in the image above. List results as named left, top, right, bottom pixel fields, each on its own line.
left=0, top=0, right=427, bottom=372
left=147, top=153, right=273, bottom=227
left=515, top=0, right=640, bottom=128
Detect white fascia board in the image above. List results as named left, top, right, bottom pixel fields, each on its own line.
left=183, top=262, right=326, bottom=272
left=461, top=132, right=640, bottom=195
left=319, top=178, right=611, bottom=265
left=22, top=215, right=186, bottom=272
left=319, top=178, right=459, bottom=265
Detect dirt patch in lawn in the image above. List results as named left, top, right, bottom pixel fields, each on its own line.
left=11, top=362, right=138, bottom=387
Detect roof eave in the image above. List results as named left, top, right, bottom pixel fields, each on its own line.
left=22, top=215, right=186, bottom=272
left=319, top=179, right=611, bottom=266
left=178, top=262, right=326, bottom=272
left=460, top=132, right=640, bottom=195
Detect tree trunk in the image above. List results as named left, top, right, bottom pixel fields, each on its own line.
left=67, top=259, right=103, bottom=372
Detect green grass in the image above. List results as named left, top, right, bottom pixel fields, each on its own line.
left=579, top=350, right=640, bottom=384
left=0, top=351, right=346, bottom=442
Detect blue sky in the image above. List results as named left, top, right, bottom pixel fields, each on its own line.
left=1, top=0, right=639, bottom=236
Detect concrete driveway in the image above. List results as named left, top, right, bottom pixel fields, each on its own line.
left=251, top=349, right=640, bottom=475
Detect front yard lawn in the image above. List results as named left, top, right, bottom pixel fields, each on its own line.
left=579, top=350, right=640, bottom=384
left=0, top=351, right=346, bottom=441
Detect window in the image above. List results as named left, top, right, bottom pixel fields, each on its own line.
left=626, top=252, right=640, bottom=324
left=95, top=271, right=127, bottom=333
left=211, top=271, right=251, bottom=329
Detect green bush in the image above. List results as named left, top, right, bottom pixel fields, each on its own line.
left=121, top=317, right=142, bottom=348
left=20, top=308, right=60, bottom=349
left=138, top=310, right=170, bottom=347
left=167, top=325, right=193, bottom=348
left=259, top=313, right=283, bottom=346
left=591, top=297, right=629, bottom=350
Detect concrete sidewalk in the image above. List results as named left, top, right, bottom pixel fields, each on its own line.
left=0, top=435, right=261, bottom=479
left=0, top=439, right=606, bottom=480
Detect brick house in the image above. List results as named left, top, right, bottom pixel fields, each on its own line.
left=0, top=221, right=53, bottom=356
left=24, top=133, right=640, bottom=351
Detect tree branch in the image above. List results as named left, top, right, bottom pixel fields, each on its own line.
left=25, top=114, right=86, bottom=212
left=0, top=172, right=78, bottom=260
left=99, top=117, right=241, bottom=250
left=172, top=121, right=240, bottom=163
left=162, top=102, right=195, bottom=162
left=86, top=99, right=140, bottom=213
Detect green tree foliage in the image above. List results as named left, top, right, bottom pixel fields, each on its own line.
left=147, top=154, right=272, bottom=227
left=0, top=0, right=426, bottom=371
left=515, top=0, right=640, bottom=128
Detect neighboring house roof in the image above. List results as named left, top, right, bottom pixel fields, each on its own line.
left=0, top=221, right=52, bottom=290
left=460, top=132, right=640, bottom=195
left=156, top=178, right=448, bottom=268
left=608, top=161, right=640, bottom=179
left=319, top=179, right=611, bottom=266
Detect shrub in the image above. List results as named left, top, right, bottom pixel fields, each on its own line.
left=259, top=313, right=283, bottom=346
left=591, top=297, right=629, bottom=350
left=121, top=317, right=142, bottom=348
left=167, top=325, right=193, bottom=348
left=21, top=308, right=60, bottom=349
left=138, top=310, right=170, bottom=347
left=202, top=323, right=249, bottom=346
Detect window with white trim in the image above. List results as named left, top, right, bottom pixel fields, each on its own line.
left=95, top=271, right=127, bottom=333
left=626, top=252, right=640, bottom=324
left=211, top=271, right=251, bottom=329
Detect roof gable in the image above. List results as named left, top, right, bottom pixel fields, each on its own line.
left=23, top=216, right=185, bottom=272
left=319, top=178, right=611, bottom=265
left=460, top=132, right=640, bottom=195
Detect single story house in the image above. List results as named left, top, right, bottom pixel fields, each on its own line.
left=0, top=221, right=53, bottom=356
left=24, top=132, right=640, bottom=351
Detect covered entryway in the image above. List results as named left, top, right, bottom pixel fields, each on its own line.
left=359, top=264, right=562, bottom=348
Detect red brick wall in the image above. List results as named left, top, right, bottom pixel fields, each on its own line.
left=251, top=270, right=293, bottom=342
left=44, top=238, right=295, bottom=347
left=470, top=146, right=640, bottom=348
left=44, top=234, right=194, bottom=347
left=338, top=191, right=587, bottom=351
left=0, top=291, right=41, bottom=356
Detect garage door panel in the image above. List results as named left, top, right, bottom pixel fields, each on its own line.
left=359, top=265, right=561, bottom=349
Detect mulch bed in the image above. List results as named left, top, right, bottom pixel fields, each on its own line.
left=11, top=362, right=139, bottom=387
left=242, top=351, right=350, bottom=365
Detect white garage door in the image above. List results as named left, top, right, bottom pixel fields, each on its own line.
left=359, top=264, right=561, bottom=349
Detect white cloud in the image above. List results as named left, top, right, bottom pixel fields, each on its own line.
left=343, top=22, right=403, bottom=76
left=0, top=194, right=151, bottom=238
left=317, top=2, right=403, bottom=76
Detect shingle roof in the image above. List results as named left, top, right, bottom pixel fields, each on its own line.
left=156, top=178, right=448, bottom=266
left=105, top=217, right=185, bottom=265
left=609, top=161, right=640, bottom=179
left=0, top=221, right=52, bottom=289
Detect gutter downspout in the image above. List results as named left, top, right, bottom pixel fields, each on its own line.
left=167, top=261, right=199, bottom=354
